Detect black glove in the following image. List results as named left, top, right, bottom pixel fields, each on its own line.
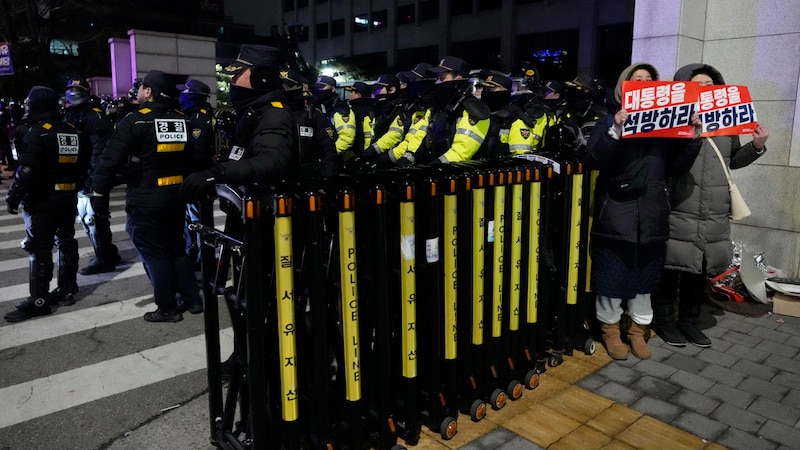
left=369, top=152, right=393, bottom=170
left=5, top=183, right=22, bottom=215
left=180, top=170, right=218, bottom=201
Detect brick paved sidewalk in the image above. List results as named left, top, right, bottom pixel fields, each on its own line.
left=416, top=302, right=800, bottom=450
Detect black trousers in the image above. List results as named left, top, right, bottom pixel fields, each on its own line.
left=653, top=268, right=707, bottom=325
left=22, top=191, right=79, bottom=297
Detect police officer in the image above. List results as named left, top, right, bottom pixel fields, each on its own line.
left=179, top=44, right=298, bottom=196
left=64, top=79, right=123, bottom=275
left=424, top=56, right=491, bottom=164
left=341, top=81, right=374, bottom=162
left=355, top=74, right=408, bottom=169
left=178, top=79, right=216, bottom=265
left=313, top=76, right=354, bottom=156
left=282, top=69, right=337, bottom=178
left=476, top=72, right=544, bottom=157
left=4, top=87, right=91, bottom=322
left=372, top=63, right=436, bottom=167
left=90, top=70, right=203, bottom=322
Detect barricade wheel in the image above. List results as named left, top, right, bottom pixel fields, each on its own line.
left=440, top=417, right=457, bottom=440
left=508, top=380, right=523, bottom=400
left=524, top=370, right=540, bottom=390
left=584, top=338, right=597, bottom=355
left=490, top=388, right=507, bottom=410
left=470, top=399, right=487, bottom=422
left=548, top=353, right=563, bottom=367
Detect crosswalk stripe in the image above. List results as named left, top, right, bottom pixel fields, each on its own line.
left=0, top=262, right=146, bottom=305
left=0, top=210, right=225, bottom=251
left=0, top=328, right=234, bottom=429
left=0, top=200, right=128, bottom=233
left=0, top=294, right=154, bottom=350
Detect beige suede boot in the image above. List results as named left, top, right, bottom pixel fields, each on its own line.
left=601, top=322, right=629, bottom=360
left=628, top=321, right=651, bottom=360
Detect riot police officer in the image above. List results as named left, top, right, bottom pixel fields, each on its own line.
left=90, top=70, right=203, bottom=322
left=282, top=70, right=337, bottom=178
left=4, top=87, right=91, bottom=322
left=313, top=76, right=354, bottom=155
left=423, top=56, right=491, bottom=164
left=64, top=78, right=123, bottom=275
left=180, top=44, right=298, bottom=195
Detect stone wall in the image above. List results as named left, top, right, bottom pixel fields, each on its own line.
left=633, top=0, right=800, bottom=276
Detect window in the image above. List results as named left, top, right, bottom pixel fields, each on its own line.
left=397, top=4, right=415, bottom=25
left=284, top=0, right=294, bottom=12
left=419, top=0, right=439, bottom=21
left=331, top=19, right=345, bottom=37
left=296, top=26, right=309, bottom=42
left=353, top=14, right=369, bottom=33
left=316, top=22, right=329, bottom=39
left=451, top=0, right=471, bottom=15
left=372, top=10, right=388, bottom=29
left=477, top=0, right=501, bottom=11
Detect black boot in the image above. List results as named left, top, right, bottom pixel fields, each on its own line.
left=652, top=280, right=687, bottom=347
left=6, top=255, right=53, bottom=322
left=53, top=249, right=79, bottom=305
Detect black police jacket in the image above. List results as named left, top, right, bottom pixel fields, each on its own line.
left=214, top=90, right=298, bottom=186
left=92, top=101, right=198, bottom=207
left=183, top=104, right=215, bottom=171
left=64, top=103, right=114, bottom=190
left=291, top=104, right=337, bottom=178
left=14, top=111, right=91, bottom=204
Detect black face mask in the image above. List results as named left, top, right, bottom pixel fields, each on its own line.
left=283, top=88, right=306, bottom=111
left=228, top=84, right=264, bottom=113
left=481, top=90, right=511, bottom=112
left=179, top=92, right=207, bottom=112
left=349, top=97, right=372, bottom=116
left=313, top=89, right=337, bottom=107
left=406, top=79, right=436, bottom=101
left=432, top=79, right=471, bottom=109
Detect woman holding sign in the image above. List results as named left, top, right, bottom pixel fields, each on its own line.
left=652, top=64, right=769, bottom=348
left=585, top=62, right=702, bottom=361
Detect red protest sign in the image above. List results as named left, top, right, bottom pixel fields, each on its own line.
left=621, top=81, right=699, bottom=138
left=698, top=85, right=758, bottom=136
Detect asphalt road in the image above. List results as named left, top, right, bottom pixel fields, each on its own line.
left=0, top=180, right=228, bottom=450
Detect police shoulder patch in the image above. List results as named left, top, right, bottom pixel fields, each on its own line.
left=520, top=128, right=531, bottom=139
left=468, top=117, right=477, bottom=126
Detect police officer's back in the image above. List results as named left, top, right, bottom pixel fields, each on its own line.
left=64, top=78, right=123, bottom=275
left=91, top=70, right=202, bottom=322
left=4, top=87, right=91, bottom=322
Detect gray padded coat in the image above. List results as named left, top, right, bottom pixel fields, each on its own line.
left=664, top=64, right=766, bottom=275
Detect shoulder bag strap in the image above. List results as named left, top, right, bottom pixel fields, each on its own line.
left=706, top=136, right=734, bottom=186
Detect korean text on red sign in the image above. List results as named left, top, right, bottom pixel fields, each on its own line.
left=698, top=85, right=758, bottom=137
left=621, top=81, right=700, bottom=138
